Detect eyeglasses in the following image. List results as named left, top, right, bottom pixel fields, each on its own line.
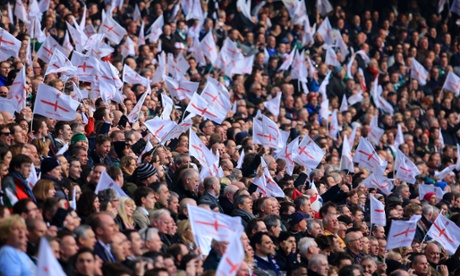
left=350, top=238, right=364, bottom=242
left=0, top=132, right=11, bottom=136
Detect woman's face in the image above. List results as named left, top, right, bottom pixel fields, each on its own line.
left=9, top=223, right=28, bottom=251
left=125, top=202, right=134, bottom=217
left=93, top=197, right=100, bottom=212
left=0, top=164, right=8, bottom=177
left=3, top=151, right=12, bottom=166
left=47, top=186, right=56, bottom=198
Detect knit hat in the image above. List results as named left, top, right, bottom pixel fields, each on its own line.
left=51, top=208, right=69, bottom=228
left=71, top=132, right=87, bottom=146
left=41, top=157, right=61, bottom=175
left=288, top=212, right=306, bottom=225
left=113, top=141, right=129, bottom=158
left=235, top=132, right=250, bottom=145
left=134, top=163, right=157, bottom=181
left=423, top=192, right=436, bottom=202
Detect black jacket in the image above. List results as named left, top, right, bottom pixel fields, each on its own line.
left=231, top=208, right=255, bottom=228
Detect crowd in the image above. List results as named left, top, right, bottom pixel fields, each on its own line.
left=1, top=0, right=460, bottom=275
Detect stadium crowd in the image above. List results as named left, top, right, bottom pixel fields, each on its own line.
left=1, top=0, right=460, bottom=275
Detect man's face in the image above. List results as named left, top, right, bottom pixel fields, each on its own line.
left=0, top=127, right=12, bottom=145
left=143, top=193, right=156, bottom=210
left=76, top=149, right=88, bottom=165
left=0, top=62, right=10, bottom=77
left=13, top=126, right=26, bottom=144
left=81, top=229, right=96, bottom=249
left=75, top=252, right=96, bottom=276
left=69, top=161, right=82, bottom=179
left=48, top=165, right=62, bottom=181
left=308, top=222, right=324, bottom=237
left=413, top=255, right=429, bottom=275
left=61, top=124, right=72, bottom=141
left=425, top=245, right=441, bottom=265
left=156, top=184, right=171, bottom=207
left=29, top=220, right=47, bottom=243
left=18, top=162, right=32, bottom=179
left=96, top=141, right=111, bottom=157
left=98, top=214, right=117, bottom=243
left=147, top=232, right=163, bottom=252
left=90, top=166, right=105, bottom=183
left=257, top=234, right=274, bottom=256
left=61, top=235, right=79, bottom=259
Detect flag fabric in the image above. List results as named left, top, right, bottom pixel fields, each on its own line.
left=186, top=93, right=226, bottom=124
left=189, top=131, right=217, bottom=167
left=0, top=27, right=22, bottom=62
left=7, top=3, right=13, bottom=25
left=252, top=115, right=284, bottom=149
left=123, top=64, right=148, bottom=86
left=56, top=143, right=69, bottom=156
left=439, top=0, right=447, bottom=13
left=451, top=0, right=460, bottom=16
left=133, top=4, right=141, bottom=22
left=418, top=184, right=445, bottom=203
left=99, top=15, right=127, bottom=44
left=34, top=84, right=80, bottom=121
left=361, top=173, right=394, bottom=195
left=277, top=137, right=299, bottom=176
left=0, top=98, right=18, bottom=116
left=291, top=50, right=308, bottom=82
left=127, top=91, right=149, bottom=123
left=95, top=170, right=129, bottom=198
left=37, top=237, right=66, bottom=276
left=160, top=118, right=193, bottom=145
left=164, top=76, right=198, bottom=100
left=144, top=116, right=177, bottom=143
left=367, top=115, right=384, bottom=145
left=188, top=204, right=242, bottom=243
left=201, top=81, right=231, bottom=111
left=27, top=165, right=39, bottom=190
left=63, top=31, right=73, bottom=53
left=45, top=49, right=77, bottom=76
left=216, top=229, right=245, bottom=276
left=434, top=164, right=456, bottom=181
left=325, top=46, right=340, bottom=67
left=138, top=21, right=146, bottom=46
left=329, top=110, right=339, bottom=138
left=316, top=17, right=334, bottom=45
left=236, top=149, right=244, bottom=169
left=427, top=215, right=460, bottom=255
left=237, top=0, right=252, bottom=22
left=70, top=187, right=77, bottom=210
left=395, top=149, right=421, bottom=184
left=71, top=51, right=99, bottom=82
left=147, top=15, right=164, bottom=42
left=335, top=33, right=349, bottom=58
left=316, top=0, right=333, bottom=16
left=341, top=136, right=354, bottom=173
left=121, top=36, right=136, bottom=58
left=14, top=0, right=29, bottom=23
left=278, top=46, right=296, bottom=71
left=370, top=195, right=386, bottom=227
left=160, top=93, right=174, bottom=120
left=37, top=35, right=67, bottom=64
left=294, top=134, right=326, bottom=169
left=8, top=66, right=27, bottom=113
left=394, top=124, right=404, bottom=150
left=200, top=32, right=218, bottom=64
left=138, top=139, right=153, bottom=163
left=348, top=124, right=358, bottom=148
left=439, top=127, right=445, bottom=150
left=386, top=215, right=421, bottom=251
left=353, top=137, right=386, bottom=174
left=339, top=95, right=348, bottom=113
left=411, top=57, right=428, bottom=86
left=442, top=71, right=460, bottom=95
left=66, top=22, right=87, bottom=52
left=263, top=92, right=282, bottom=118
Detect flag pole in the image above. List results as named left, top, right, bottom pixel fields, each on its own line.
left=369, top=223, right=373, bottom=237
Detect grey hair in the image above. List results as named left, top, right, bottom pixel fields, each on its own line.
left=308, top=254, right=327, bottom=270
left=306, top=219, right=321, bottom=231
left=98, top=188, right=117, bottom=203
left=298, top=237, right=317, bottom=255
left=150, top=209, right=171, bottom=225
left=140, top=227, right=159, bottom=242
left=421, top=204, right=438, bottom=216
left=263, top=214, right=280, bottom=231
left=168, top=191, right=179, bottom=205
left=74, top=225, right=92, bottom=240
left=234, top=195, right=251, bottom=208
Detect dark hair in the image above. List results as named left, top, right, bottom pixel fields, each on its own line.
left=95, top=134, right=111, bottom=146
left=12, top=198, right=34, bottom=215
left=179, top=253, right=200, bottom=270
left=54, top=121, right=70, bottom=137
left=77, top=191, right=99, bottom=219
left=133, top=187, right=154, bottom=206
left=250, top=231, right=271, bottom=249
left=9, top=154, right=32, bottom=173
left=73, top=247, right=96, bottom=268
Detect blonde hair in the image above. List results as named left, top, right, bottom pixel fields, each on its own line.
left=220, top=177, right=231, bottom=185
left=118, top=197, right=135, bottom=228
left=177, top=219, right=195, bottom=248
left=0, top=215, right=26, bottom=245
left=33, top=179, right=55, bottom=201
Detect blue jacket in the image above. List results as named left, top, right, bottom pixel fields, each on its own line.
left=254, top=254, right=281, bottom=276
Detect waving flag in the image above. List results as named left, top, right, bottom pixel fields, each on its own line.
left=411, top=57, right=428, bottom=86
left=201, top=81, right=232, bottom=112
left=427, top=215, right=460, bottom=255
left=294, top=134, right=325, bottom=169
left=253, top=158, right=285, bottom=197
left=278, top=46, right=297, bottom=71
left=147, top=15, right=164, bottom=42
left=419, top=184, right=445, bottom=203
left=160, top=118, right=193, bottom=145
left=394, top=124, right=404, bottom=150
left=123, top=64, right=148, bottom=86
left=37, top=35, right=68, bottom=63
left=34, top=84, right=80, bottom=121
left=434, top=164, right=456, bottom=181
left=144, top=116, right=177, bottom=143
left=237, top=0, right=252, bottom=21
left=99, top=15, right=127, bottom=44
left=165, top=76, right=198, bottom=100
left=361, top=173, right=393, bottom=195
left=45, top=49, right=77, bottom=76
left=339, top=96, right=348, bottom=113
left=253, top=115, right=284, bottom=149
left=189, top=131, right=217, bottom=167
left=316, top=0, right=333, bottom=15
left=37, top=238, right=66, bottom=276
left=216, top=229, right=245, bottom=276
left=0, top=98, right=18, bottom=117
left=66, top=22, right=87, bottom=52
left=138, top=139, right=153, bottom=163
left=367, top=115, right=384, bottom=145
left=27, top=165, right=39, bottom=190
left=160, top=93, right=174, bottom=120
left=325, top=46, right=340, bottom=67
left=127, top=91, right=149, bottom=123
left=95, top=170, right=129, bottom=198
left=121, top=36, right=136, bottom=58
left=386, top=215, right=421, bottom=251
left=277, top=137, right=299, bottom=176
left=0, top=27, right=22, bottom=62
left=316, top=17, right=334, bottom=45
left=14, top=0, right=29, bottom=23
left=71, top=51, right=99, bottom=82
left=200, top=32, right=218, bottom=64
left=395, top=149, right=421, bottom=184
left=138, top=21, right=146, bottom=46
left=8, top=66, right=27, bottom=113
left=264, top=92, right=282, bottom=118
left=353, top=137, right=386, bottom=174
left=336, top=33, right=349, bottom=58
left=329, top=110, right=339, bottom=138
left=451, top=0, right=460, bottom=16
left=291, top=50, right=308, bottom=82
left=442, top=71, right=460, bottom=95
left=133, top=4, right=141, bottom=22
left=186, top=93, right=226, bottom=124
left=341, top=136, right=354, bottom=173
left=370, top=195, right=386, bottom=226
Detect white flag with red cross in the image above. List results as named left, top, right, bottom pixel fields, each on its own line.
left=291, top=49, right=308, bottom=82
left=0, top=27, right=22, bottom=62
left=36, top=35, right=68, bottom=64
left=339, top=95, right=348, bottom=113
left=329, top=110, right=339, bottom=138
left=264, top=92, right=282, bottom=118
left=316, top=0, right=333, bottom=16
left=278, top=46, right=297, bottom=71
left=277, top=137, right=299, bottom=176
left=451, top=0, right=460, bottom=16
left=8, top=66, right=27, bottom=113
left=427, top=214, right=460, bottom=255
left=370, top=195, right=386, bottom=226
left=165, top=76, right=198, bottom=100
left=138, top=139, right=153, bottom=163
left=189, top=130, right=217, bottom=167
left=27, top=164, right=39, bottom=190
left=216, top=229, right=245, bottom=276
left=316, top=17, right=334, bottom=45
left=66, top=22, right=87, bottom=52
left=253, top=158, right=285, bottom=197
left=394, top=124, right=404, bottom=149
left=83, top=33, right=105, bottom=51
left=127, top=91, right=149, bottom=123
left=37, top=237, right=66, bottom=276
left=160, top=118, right=193, bottom=145
left=45, top=49, right=77, bottom=76
left=188, top=204, right=243, bottom=243
left=186, top=92, right=227, bottom=124
left=200, top=31, right=218, bottom=64
left=361, top=173, right=393, bottom=195
left=144, top=116, right=177, bottom=143
left=367, top=115, right=384, bottom=145
left=395, top=149, right=421, bottom=184
left=442, top=71, right=460, bottom=95
left=411, top=57, right=428, bottom=86
left=123, top=64, right=149, bottom=86
left=341, top=135, right=354, bottom=173
left=386, top=215, right=421, bottom=251
left=121, top=36, right=136, bottom=58
left=99, top=15, right=127, bottom=44
left=133, top=4, right=141, bottom=22
left=147, top=15, right=164, bottom=42
left=71, top=51, right=99, bottom=82
left=33, top=84, right=80, bottom=121
left=14, top=0, right=29, bottom=24
left=95, top=170, right=129, bottom=198
left=325, top=46, right=340, bottom=67
left=138, top=21, right=146, bottom=46
left=160, top=93, right=174, bottom=120
left=418, top=184, right=445, bottom=203
left=63, top=31, right=73, bottom=53
left=353, top=137, right=386, bottom=174
left=294, top=134, right=325, bottom=169
left=201, top=81, right=232, bottom=112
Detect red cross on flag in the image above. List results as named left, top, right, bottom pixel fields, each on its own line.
left=0, top=27, right=21, bottom=62
left=291, top=49, right=308, bottom=82
left=361, top=173, right=393, bottom=195
left=83, top=33, right=106, bottom=52
left=386, top=215, right=421, bottom=251
left=276, top=137, right=299, bottom=176
left=340, top=135, right=354, bottom=173
left=165, top=76, right=198, bottom=100
left=71, top=51, right=99, bottom=82
left=96, top=170, right=129, bottom=198
left=33, top=84, right=80, bottom=121
left=216, top=228, right=245, bottom=276
left=36, top=35, right=68, bottom=63
left=263, top=92, right=282, bottom=118
left=367, top=115, right=384, bottom=145
left=316, top=0, right=333, bottom=16
left=427, top=214, right=460, bottom=255
left=302, top=16, right=316, bottom=46
left=419, top=184, right=445, bottom=203
left=201, top=81, right=232, bottom=111
left=63, top=30, right=73, bottom=53
left=189, top=130, right=218, bottom=167
left=442, top=71, right=460, bottom=96
left=147, top=14, right=164, bottom=42
left=200, top=31, right=218, bottom=64
left=188, top=204, right=243, bottom=243
left=37, top=237, right=66, bottom=276
left=123, top=64, right=149, bottom=86
left=7, top=66, right=27, bottom=113
left=221, top=38, right=243, bottom=60
left=294, top=134, right=326, bottom=169
left=144, top=116, right=177, bottom=143
left=121, top=36, right=136, bottom=58
left=451, top=0, right=460, bottom=16
left=395, top=149, right=421, bottom=184
left=325, top=46, right=340, bottom=67
left=45, top=49, right=77, bottom=76
left=138, top=21, right=146, bottom=46
left=65, top=22, right=87, bottom=52
left=160, top=118, right=193, bottom=145
left=186, top=92, right=226, bottom=124
left=411, top=57, right=428, bottom=86
left=253, top=158, right=285, bottom=197
left=14, top=0, right=29, bottom=24
left=98, top=61, right=123, bottom=89
left=252, top=115, right=283, bottom=149
left=99, top=15, right=127, bottom=44
left=370, top=195, right=386, bottom=227
left=353, top=137, right=386, bottom=174
left=316, top=17, right=334, bottom=45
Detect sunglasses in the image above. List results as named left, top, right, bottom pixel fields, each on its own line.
left=0, top=132, right=11, bottom=136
